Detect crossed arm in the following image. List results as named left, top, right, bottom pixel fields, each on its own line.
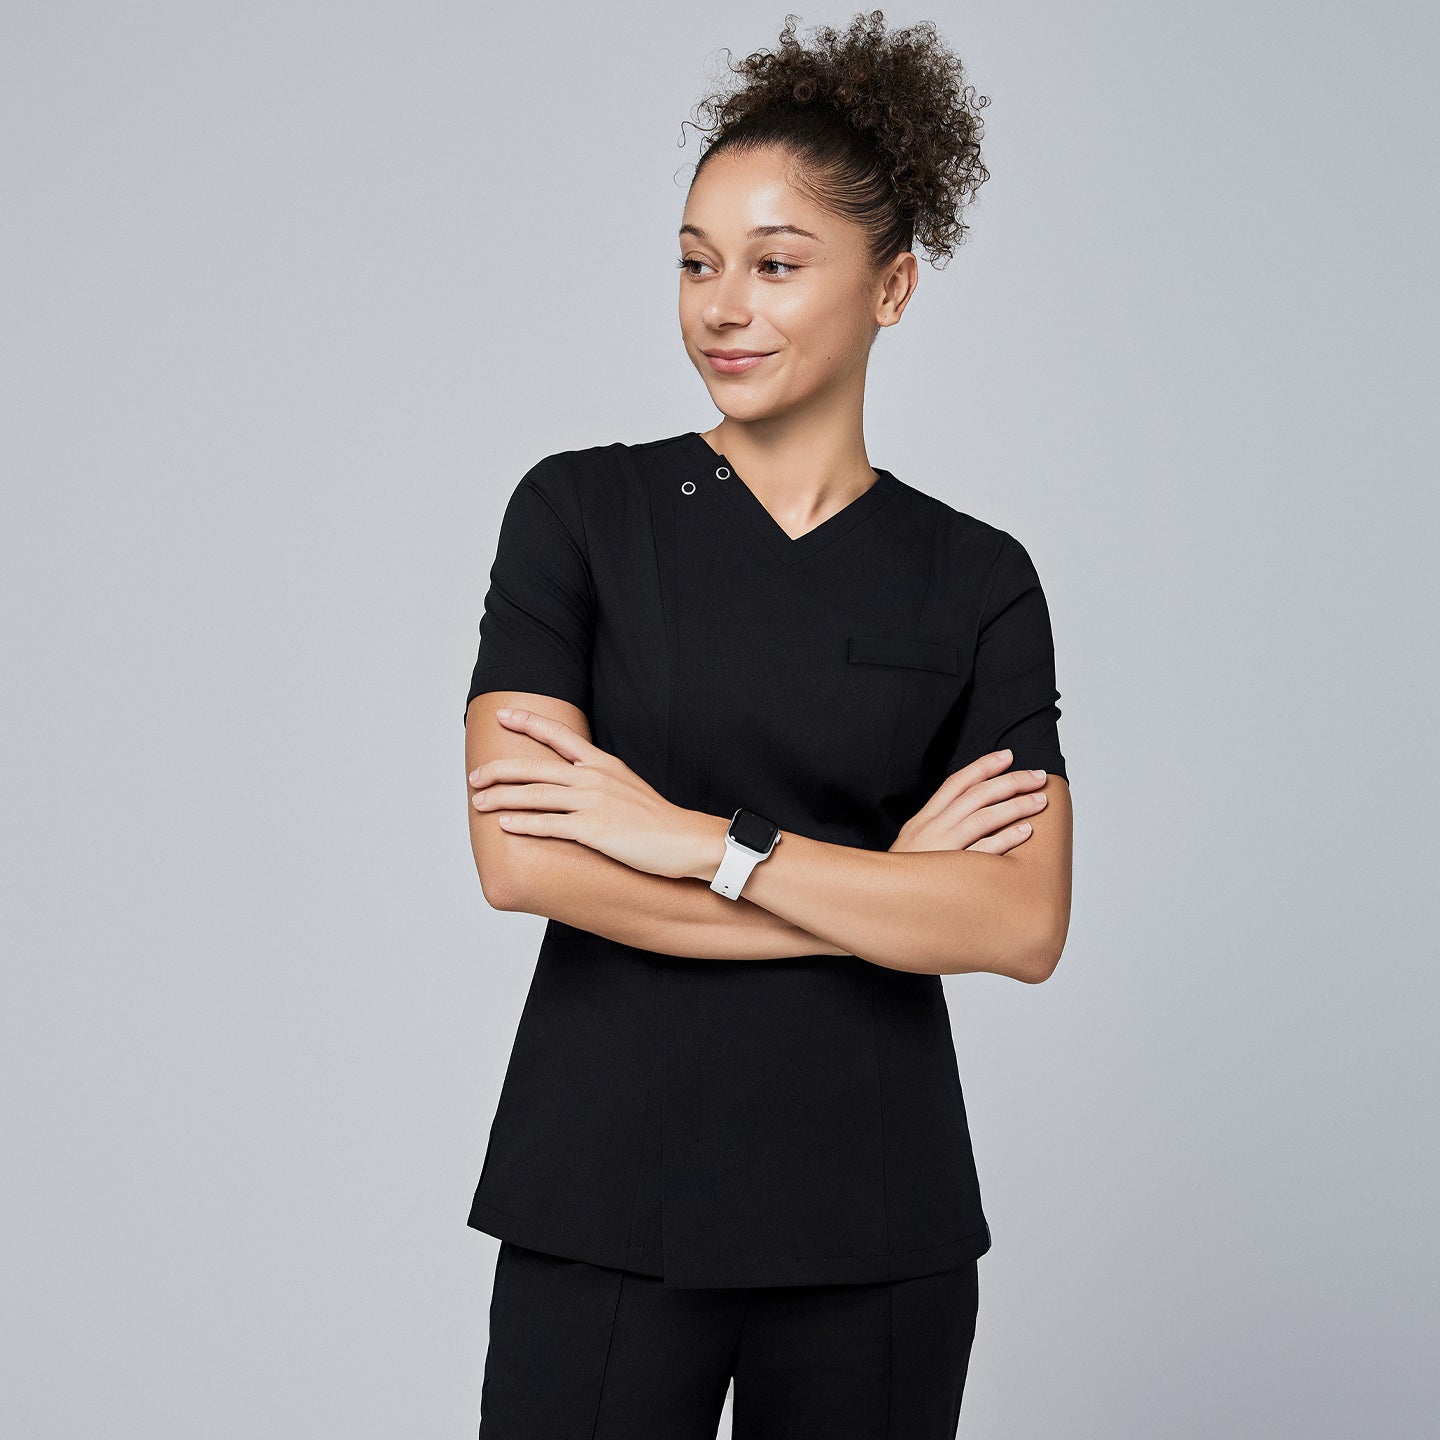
left=465, top=691, right=1072, bottom=983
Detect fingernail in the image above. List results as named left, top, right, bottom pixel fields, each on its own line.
left=497, top=708, right=514, bottom=718
left=469, top=770, right=480, bottom=784
left=1032, top=769, right=1046, bottom=779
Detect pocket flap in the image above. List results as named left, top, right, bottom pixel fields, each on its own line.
left=847, top=634, right=961, bottom=674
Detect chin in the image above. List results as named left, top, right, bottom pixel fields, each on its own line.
left=707, top=394, right=784, bottom=425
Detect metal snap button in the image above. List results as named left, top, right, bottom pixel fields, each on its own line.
left=715, top=466, right=730, bottom=479
left=681, top=480, right=696, bottom=495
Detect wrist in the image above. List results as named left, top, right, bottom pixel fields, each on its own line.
left=685, top=811, right=731, bottom=882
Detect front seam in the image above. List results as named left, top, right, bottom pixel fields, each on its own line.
left=877, top=505, right=947, bottom=796
left=727, top=1288, right=754, bottom=1411
left=886, top=1279, right=895, bottom=1440
left=869, top=968, right=891, bottom=1257
left=587, top=1269, right=627, bottom=1440
left=620, top=1046, right=656, bottom=1264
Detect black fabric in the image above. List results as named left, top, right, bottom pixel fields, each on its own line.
left=478, top=1240, right=979, bottom=1440
left=463, top=431, right=1068, bottom=1288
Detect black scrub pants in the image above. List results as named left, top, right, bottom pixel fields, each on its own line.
left=477, top=1241, right=980, bottom=1440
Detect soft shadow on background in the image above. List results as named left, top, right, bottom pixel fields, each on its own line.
left=3, top=2, right=1435, bottom=1436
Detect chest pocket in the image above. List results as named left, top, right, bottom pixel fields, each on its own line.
left=847, top=632, right=970, bottom=802
left=847, top=634, right=960, bottom=674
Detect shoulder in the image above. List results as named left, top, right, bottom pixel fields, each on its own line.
left=516, top=432, right=699, bottom=546
left=887, top=476, right=1062, bottom=623
left=526, top=432, right=693, bottom=478
left=886, top=473, right=1023, bottom=568
left=519, top=432, right=693, bottom=498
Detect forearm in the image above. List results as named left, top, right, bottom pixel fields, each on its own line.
left=682, top=814, right=1051, bottom=980
left=491, top=832, right=851, bottom=960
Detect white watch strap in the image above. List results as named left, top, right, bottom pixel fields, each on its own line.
left=710, top=834, right=771, bottom=900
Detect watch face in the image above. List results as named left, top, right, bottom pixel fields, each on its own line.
left=729, top=808, right=779, bottom=854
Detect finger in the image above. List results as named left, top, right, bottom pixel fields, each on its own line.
left=910, top=749, right=1016, bottom=824
left=491, top=810, right=577, bottom=838
left=472, top=780, right=583, bottom=813
left=985, top=789, right=1049, bottom=828
left=952, top=791, right=1047, bottom=844
left=493, top=707, right=598, bottom=764
left=965, top=820, right=1034, bottom=855
left=942, top=766, right=1050, bottom=824
left=948, top=790, right=1045, bottom=847
left=470, top=754, right=584, bottom=790
left=967, top=766, right=1049, bottom=804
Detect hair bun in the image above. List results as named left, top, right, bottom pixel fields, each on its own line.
left=683, top=10, right=990, bottom=268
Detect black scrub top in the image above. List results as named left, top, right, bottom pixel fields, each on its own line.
left=462, top=430, right=1069, bottom=1289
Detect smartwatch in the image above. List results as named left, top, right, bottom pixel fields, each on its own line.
left=709, top=807, right=782, bottom=900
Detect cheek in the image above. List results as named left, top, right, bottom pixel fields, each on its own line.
left=782, top=300, right=869, bottom=375
left=789, top=315, right=864, bottom=380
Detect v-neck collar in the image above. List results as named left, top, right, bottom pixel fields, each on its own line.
left=683, top=430, right=899, bottom=566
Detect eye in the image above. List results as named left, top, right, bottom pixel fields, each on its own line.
left=676, top=257, right=802, bottom=278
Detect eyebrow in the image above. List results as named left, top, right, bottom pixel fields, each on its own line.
left=679, top=223, right=822, bottom=243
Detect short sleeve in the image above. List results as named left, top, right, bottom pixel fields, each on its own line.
left=463, top=457, right=595, bottom=722
left=943, top=531, right=1069, bottom=782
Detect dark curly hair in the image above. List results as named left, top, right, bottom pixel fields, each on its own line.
left=679, top=10, right=990, bottom=271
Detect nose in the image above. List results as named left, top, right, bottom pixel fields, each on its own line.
left=701, top=271, right=754, bottom=330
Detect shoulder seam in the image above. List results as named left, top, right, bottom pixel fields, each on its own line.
left=976, top=529, right=1011, bottom=626
left=627, top=433, right=693, bottom=454
left=565, top=463, right=595, bottom=603
left=523, top=459, right=596, bottom=606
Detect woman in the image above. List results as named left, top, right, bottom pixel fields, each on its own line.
left=462, top=12, right=1073, bottom=1438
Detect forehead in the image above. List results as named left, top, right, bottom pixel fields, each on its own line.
left=680, top=149, right=828, bottom=242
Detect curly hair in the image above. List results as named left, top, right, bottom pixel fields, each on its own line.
left=679, top=10, right=990, bottom=271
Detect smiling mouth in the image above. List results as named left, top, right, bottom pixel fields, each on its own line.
left=703, top=351, right=774, bottom=373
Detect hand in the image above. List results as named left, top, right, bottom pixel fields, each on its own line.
left=890, top=749, right=1049, bottom=855
left=468, top=706, right=704, bottom=880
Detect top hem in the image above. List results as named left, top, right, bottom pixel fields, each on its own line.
left=467, top=1198, right=991, bottom=1289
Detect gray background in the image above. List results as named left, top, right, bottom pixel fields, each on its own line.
left=3, top=2, right=1435, bottom=1436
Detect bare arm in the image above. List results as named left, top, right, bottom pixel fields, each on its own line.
left=470, top=696, right=1072, bottom=979
left=673, top=774, right=1073, bottom=983
left=466, top=691, right=849, bottom=959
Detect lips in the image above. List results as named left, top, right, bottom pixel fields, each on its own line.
left=703, top=350, right=774, bottom=374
